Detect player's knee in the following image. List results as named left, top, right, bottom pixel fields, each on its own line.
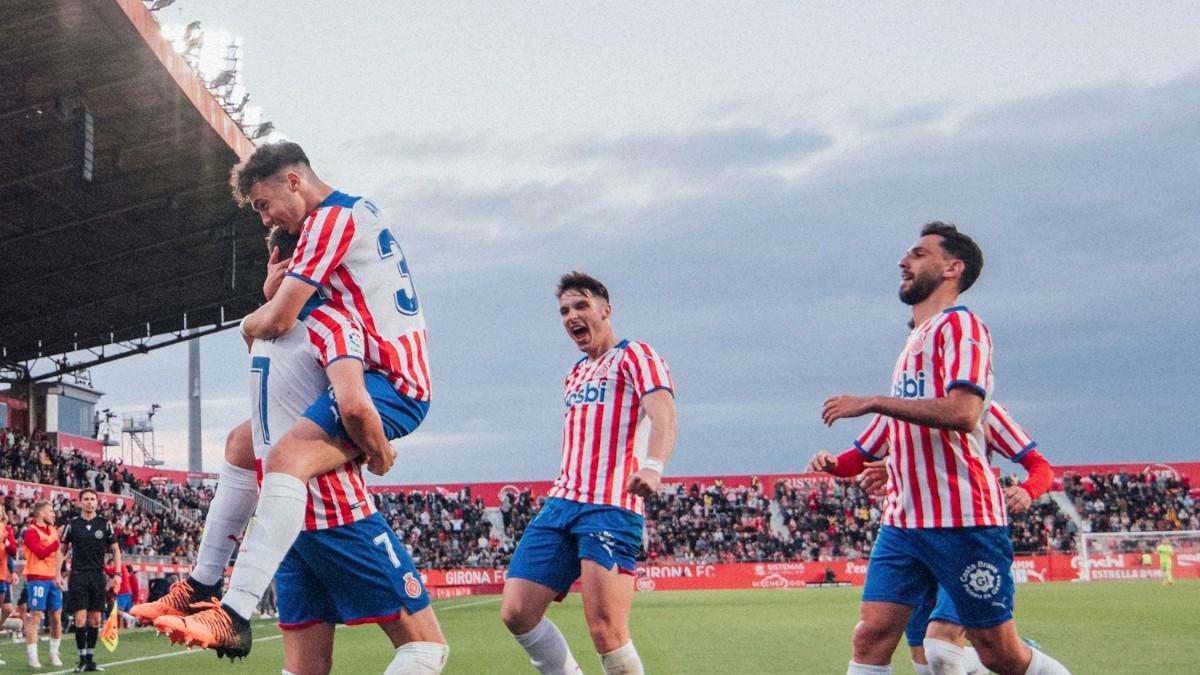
left=585, top=617, right=626, bottom=653
left=499, top=598, right=538, bottom=635
left=224, top=421, right=255, bottom=470
left=851, top=619, right=893, bottom=660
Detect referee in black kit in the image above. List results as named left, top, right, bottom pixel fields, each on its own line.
left=60, top=489, right=121, bottom=672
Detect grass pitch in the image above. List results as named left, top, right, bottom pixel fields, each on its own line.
left=19, top=581, right=1198, bottom=674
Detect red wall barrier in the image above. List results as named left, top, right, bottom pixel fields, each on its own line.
left=417, top=550, right=1198, bottom=596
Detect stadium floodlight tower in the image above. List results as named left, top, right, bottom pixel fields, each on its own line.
left=122, top=403, right=164, bottom=466
left=1078, top=530, right=1200, bottom=581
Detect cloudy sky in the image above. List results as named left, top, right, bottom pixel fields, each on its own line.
left=89, top=1, right=1200, bottom=483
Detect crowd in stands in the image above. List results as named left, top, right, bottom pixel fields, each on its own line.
left=1, top=428, right=210, bottom=560
left=4, top=427, right=1199, bottom=568
left=377, top=487, right=503, bottom=569
left=1063, top=471, right=1197, bottom=539
left=644, top=478, right=776, bottom=563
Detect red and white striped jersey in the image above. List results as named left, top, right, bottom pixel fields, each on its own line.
left=860, top=306, right=999, bottom=528
left=287, top=191, right=431, bottom=402
left=548, top=340, right=673, bottom=515
left=857, top=401, right=1037, bottom=471
left=248, top=313, right=376, bottom=530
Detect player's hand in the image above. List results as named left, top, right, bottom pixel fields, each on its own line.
left=822, top=395, right=875, bottom=426
left=1004, top=486, right=1032, bottom=513
left=56, top=576, right=67, bottom=590
left=363, top=442, right=397, bottom=476
left=858, top=460, right=888, bottom=496
left=626, top=468, right=662, bottom=499
left=807, top=450, right=837, bottom=474
left=262, top=246, right=292, bottom=300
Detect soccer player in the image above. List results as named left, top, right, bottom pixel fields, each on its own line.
left=0, top=505, right=17, bottom=666
left=812, top=401, right=1057, bottom=675
left=22, top=500, right=64, bottom=669
left=820, top=223, right=1069, bottom=675
left=147, top=140, right=433, bottom=657
left=155, top=227, right=448, bottom=673
left=1157, top=538, right=1175, bottom=586
left=500, top=272, right=677, bottom=675
left=60, top=489, right=122, bottom=672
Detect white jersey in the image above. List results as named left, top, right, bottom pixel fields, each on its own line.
left=249, top=320, right=376, bottom=530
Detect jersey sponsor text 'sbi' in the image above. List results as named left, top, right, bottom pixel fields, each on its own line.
left=288, top=191, right=431, bottom=402
left=548, top=340, right=672, bottom=515
left=858, top=307, right=1000, bottom=528
left=249, top=315, right=376, bottom=530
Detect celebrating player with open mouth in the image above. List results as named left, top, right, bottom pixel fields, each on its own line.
left=500, top=272, right=677, bottom=675
left=820, top=223, right=1070, bottom=675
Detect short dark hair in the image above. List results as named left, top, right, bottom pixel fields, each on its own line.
left=79, top=488, right=97, bottom=500
left=266, top=225, right=301, bottom=258
left=556, top=271, right=609, bottom=302
left=230, top=141, right=310, bottom=206
left=920, top=221, right=983, bottom=292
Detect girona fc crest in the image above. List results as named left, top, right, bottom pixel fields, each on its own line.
left=403, top=572, right=422, bottom=598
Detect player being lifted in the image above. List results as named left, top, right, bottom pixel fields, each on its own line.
left=820, top=223, right=1068, bottom=675
left=151, top=142, right=433, bottom=659
left=811, top=401, right=1057, bottom=675
left=500, top=272, right=677, bottom=675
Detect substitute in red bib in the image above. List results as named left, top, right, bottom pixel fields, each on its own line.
left=501, top=272, right=677, bottom=675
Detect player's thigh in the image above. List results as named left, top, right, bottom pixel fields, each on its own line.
left=281, top=622, right=336, bottom=675
left=224, top=419, right=255, bottom=470
left=378, top=605, right=444, bottom=647
left=578, top=559, right=634, bottom=632
left=499, top=577, right=561, bottom=634
left=264, top=417, right=357, bottom=479
left=862, top=527, right=938, bottom=609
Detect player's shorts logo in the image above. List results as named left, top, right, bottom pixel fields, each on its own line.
left=959, top=560, right=1002, bottom=600
left=403, top=572, right=422, bottom=598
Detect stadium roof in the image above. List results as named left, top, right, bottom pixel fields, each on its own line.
left=0, top=0, right=268, bottom=380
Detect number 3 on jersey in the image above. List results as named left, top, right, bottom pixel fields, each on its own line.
left=376, top=228, right=420, bottom=316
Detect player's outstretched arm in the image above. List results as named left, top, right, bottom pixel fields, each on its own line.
left=325, top=358, right=396, bottom=476
left=626, top=390, right=677, bottom=498
left=241, top=276, right=317, bottom=340
left=823, top=387, right=983, bottom=433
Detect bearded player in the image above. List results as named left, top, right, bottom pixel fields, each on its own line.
left=820, top=222, right=1069, bottom=675
left=812, top=400, right=1058, bottom=675
left=500, top=272, right=677, bottom=675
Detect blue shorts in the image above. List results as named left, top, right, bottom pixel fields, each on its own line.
left=303, top=371, right=429, bottom=442
left=27, top=580, right=63, bottom=612
left=275, top=513, right=431, bottom=629
left=905, top=587, right=964, bottom=646
left=864, top=525, right=1014, bottom=630
left=507, top=497, right=644, bottom=597
left=116, top=593, right=133, bottom=612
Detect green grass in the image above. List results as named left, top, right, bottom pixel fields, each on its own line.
left=15, top=581, right=1199, bottom=674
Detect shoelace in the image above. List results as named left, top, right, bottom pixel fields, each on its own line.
left=162, top=580, right=195, bottom=611
left=186, top=600, right=234, bottom=641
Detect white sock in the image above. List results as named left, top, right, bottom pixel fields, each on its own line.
left=847, top=663, right=892, bottom=675
left=599, top=641, right=643, bottom=675
left=192, top=462, right=259, bottom=586
left=223, top=473, right=307, bottom=619
left=1025, top=647, right=1071, bottom=675
left=514, top=618, right=583, bottom=675
left=384, top=641, right=449, bottom=674
left=923, top=638, right=966, bottom=675
left=49, top=638, right=60, bottom=654
left=26, top=644, right=36, bottom=657
left=962, top=646, right=988, bottom=675
left=913, top=661, right=935, bottom=675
